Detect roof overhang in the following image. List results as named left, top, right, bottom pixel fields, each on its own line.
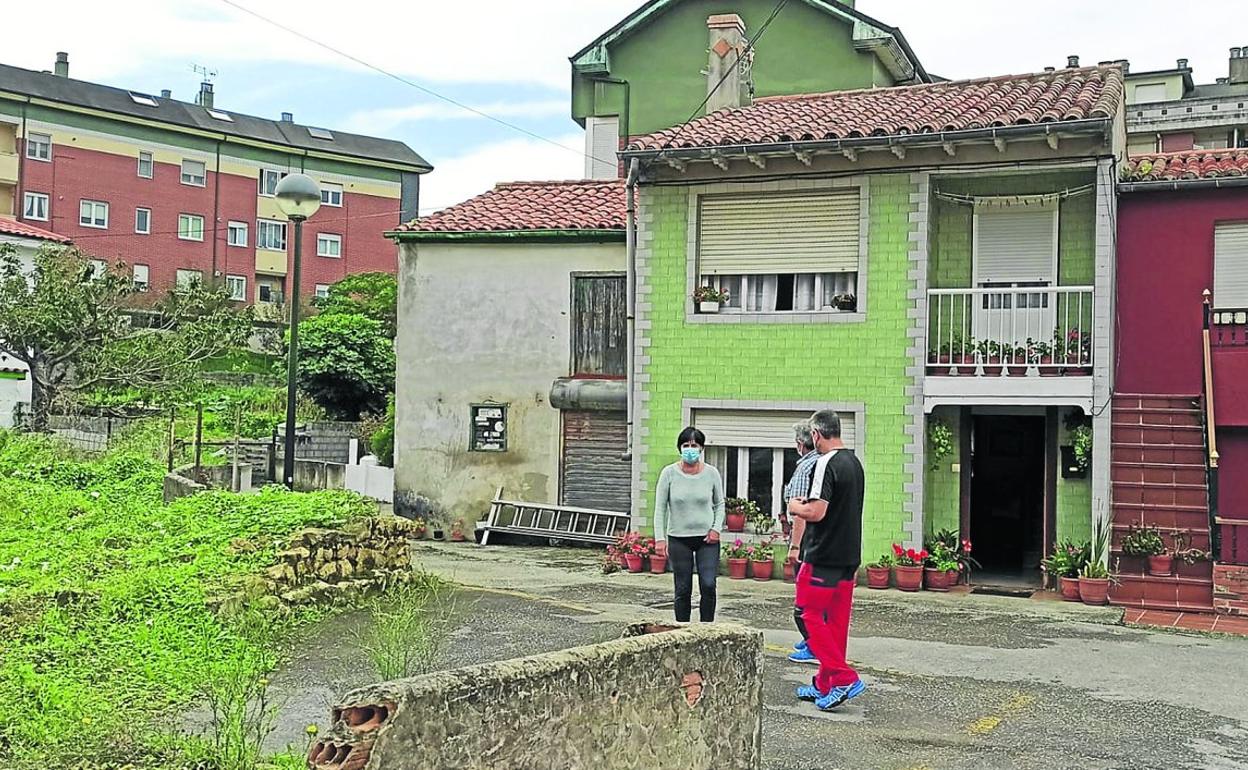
left=1118, top=176, right=1248, bottom=193
left=388, top=228, right=626, bottom=244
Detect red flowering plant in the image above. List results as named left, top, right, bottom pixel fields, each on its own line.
left=608, top=531, right=650, bottom=561
left=722, top=538, right=752, bottom=560
left=891, top=543, right=928, bottom=567
left=749, top=536, right=779, bottom=562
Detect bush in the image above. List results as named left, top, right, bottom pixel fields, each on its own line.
left=291, top=313, right=394, bottom=421
left=366, top=398, right=395, bottom=467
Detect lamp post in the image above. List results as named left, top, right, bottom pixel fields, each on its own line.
left=274, top=173, right=322, bottom=489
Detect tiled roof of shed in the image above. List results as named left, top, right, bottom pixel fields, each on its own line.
left=1122, top=149, right=1248, bottom=182
left=0, top=218, right=72, bottom=243
left=396, top=179, right=626, bottom=233
left=626, top=65, right=1123, bottom=152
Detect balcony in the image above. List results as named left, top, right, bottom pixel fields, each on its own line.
left=924, top=286, right=1095, bottom=410
left=0, top=151, right=17, bottom=185
left=255, top=250, right=288, bottom=276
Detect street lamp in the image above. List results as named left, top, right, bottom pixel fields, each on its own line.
left=274, top=173, right=321, bottom=489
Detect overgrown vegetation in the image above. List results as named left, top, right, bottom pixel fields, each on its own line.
left=362, top=573, right=457, bottom=681
left=291, top=313, right=394, bottom=421
left=0, top=431, right=375, bottom=768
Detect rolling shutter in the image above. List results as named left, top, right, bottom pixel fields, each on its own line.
left=1215, top=222, right=1248, bottom=308
left=585, top=116, right=620, bottom=180
left=561, top=411, right=630, bottom=513
left=691, top=409, right=857, bottom=449
left=974, top=204, right=1057, bottom=284
left=698, top=191, right=861, bottom=275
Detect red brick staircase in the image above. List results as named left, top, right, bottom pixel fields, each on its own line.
left=1109, top=394, right=1215, bottom=612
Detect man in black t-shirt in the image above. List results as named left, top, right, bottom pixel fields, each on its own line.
left=788, top=409, right=866, bottom=711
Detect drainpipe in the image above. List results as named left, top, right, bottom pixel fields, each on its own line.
left=624, top=158, right=640, bottom=464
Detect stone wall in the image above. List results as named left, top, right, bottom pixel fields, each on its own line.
left=307, top=622, right=763, bottom=770
left=1214, top=563, right=1248, bottom=616
left=214, top=515, right=418, bottom=616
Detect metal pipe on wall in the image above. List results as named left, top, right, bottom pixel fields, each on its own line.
left=624, top=159, right=640, bottom=469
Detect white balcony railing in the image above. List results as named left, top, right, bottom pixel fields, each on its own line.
left=927, top=286, right=1094, bottom=377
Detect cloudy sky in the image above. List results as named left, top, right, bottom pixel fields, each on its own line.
left=6, top=1, right=1248, bottom=214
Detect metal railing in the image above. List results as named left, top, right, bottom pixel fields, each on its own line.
left=1209, top=306, right=1248, bottom=346
left=1203, top=291, right=1225, bottom=561
left=926, top=286, right=1094, bottom=376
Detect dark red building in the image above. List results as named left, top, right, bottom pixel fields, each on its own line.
left=1116, top=148, right=1248, bottom=617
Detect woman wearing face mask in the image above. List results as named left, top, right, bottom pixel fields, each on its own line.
left=653, top=426, right=725, bottom=622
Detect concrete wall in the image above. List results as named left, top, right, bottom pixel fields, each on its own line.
left=309, top=623, right=763, bottom=770
left=274, top=421, right=363, bottom=466
left=394, top=239, right=623, bottom=522
left=292, top=458, right=393, bottom=503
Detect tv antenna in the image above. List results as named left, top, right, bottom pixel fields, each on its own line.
left=191, top=64, right=218, bottom=82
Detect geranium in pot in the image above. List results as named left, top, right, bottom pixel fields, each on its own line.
left=891, top=543, right=927, bottom=592
left=1041, top=539, right=1089, bottom=601
left=977, top=339, right=1003, bottom=377
left=866, top=553, right=893, bottom=589
left=1121, top=523, right=1170, bottom=576
left=724, top=498, right=754, bottom=533
left=750, top=537, right=777, bottom=581
left=614, top=532, right=646, bottom=573
left=723, top=538, right=750, bottom=579
left=410, top=516, right=428, bottom=540
left=693, top=284, right=730, bottom=314
left=922, top=539, right=959, bottom=592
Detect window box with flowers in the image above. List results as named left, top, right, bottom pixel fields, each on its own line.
left=693, top=284, right=730, bottom=314
left=723, top=538, right=751, bottom=579
left=891, top=544, right=928, bottom=592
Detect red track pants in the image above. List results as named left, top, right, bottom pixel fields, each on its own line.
left=795, top=562, right=859, bottom=692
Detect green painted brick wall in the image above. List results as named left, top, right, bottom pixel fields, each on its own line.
left=1057, top=407, right=1092, bottom=545
left=924, top=407, right=961, bottom=540
left=637, top=173, right=920, bottom=562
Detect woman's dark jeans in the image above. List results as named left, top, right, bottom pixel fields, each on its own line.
left=669, top=535, right=720, bottom=622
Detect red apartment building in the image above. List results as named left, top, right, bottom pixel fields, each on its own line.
left=0, top=53, right=430, bottom=318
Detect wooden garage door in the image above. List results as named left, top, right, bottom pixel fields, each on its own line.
left=561, top=410, right=631, bottom=513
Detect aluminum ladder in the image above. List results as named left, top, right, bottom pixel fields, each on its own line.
left=480, top=487, right=631, bottom=546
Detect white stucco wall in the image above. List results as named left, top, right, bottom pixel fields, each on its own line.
left=394, top=238, right=624, bottom=521
left=0, top=235, right=40, bottom=428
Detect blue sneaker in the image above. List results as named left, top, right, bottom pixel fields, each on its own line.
left=816, top=679, right=866, bottom=711
left=795, top=684, right=827, bottom=702
left=788, top=646, right=819, bottom=664
left=794, top=639, right=808, bottom=651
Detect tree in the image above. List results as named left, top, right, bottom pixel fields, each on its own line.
left=0, top=244, right=252, bottom=430
left=312, top=272, right=397, bottom=337
left=292, top=313, right=394, bottom=421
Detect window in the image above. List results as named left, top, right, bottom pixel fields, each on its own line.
left=258, top=283, right=281, bottom=303
left=128, top=91, right=159, bottom=107
left=307, top=127, right=334, bottom=140
left=225, top=275, right=247, bottom=301
left=973, top=203, right=1057, bottom=285
left=320, top=183, right=343, bottom=207
left=697, top=190, right=862, bottom=314
left=133, top=264, right=149, bottom=292
left=584, top=116, right=620, bottom=179
left=175, top=269, right=203, bottom=292
left=178, top=214, right=204, bottom=241
left=1214, top=222, right=1248, bottom=308
left=693, top=408, right=858, bottom=521
left=181, top=159, right=206, bottom=186
left=258, top=169, right=285, bottom=197
left=206, top=109, right=233, bottom=122
left=227, top=221, right=248, bottom=247
left=257, top=219, right=287, bottom=251
left=79, top=200, right=108, bottom=229
left=135, top=207, right=151, bottom=234
left=1134, top=83, right=1168, bottom=103
left=88, top=259, right=107, bottom=280
left=316, top=233, right=342, bottom=258
left=25, top=132, right=51, bottom=161
left=22, top=192, right=49, bottom=221
left=137, top=151, right=153, bottom=178
left=315, top=284, right=330, bottom=299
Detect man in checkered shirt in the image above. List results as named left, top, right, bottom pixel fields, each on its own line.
left=782, top=420, right=822, bottom=664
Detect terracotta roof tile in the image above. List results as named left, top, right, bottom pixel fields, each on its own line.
left=0, top=218, right=71, bottom=243
left=626, top=66, right=1123, bottom=152
left=396, top=179, right=626, bottom=233
left=1123, top=149, right=1248, bottom=182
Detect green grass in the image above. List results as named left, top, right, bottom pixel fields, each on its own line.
left=201, top=349, right=281, bottom=377
left=0, top=431, right=376, bottom=768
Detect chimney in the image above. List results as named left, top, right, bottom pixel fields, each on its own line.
left=1118, top=59, right=1130, bottom=74
left=1232, top=47, right=1248, bottom=85
left=1067, top=55, right=1080, bottom=68
left=195, top=80, right=214, bottom=109
left=705, top=14, right=752, bottom=113
left=161, top=89, right=172, bottom=99
left=1177, top=58, right=1189, bottom=70
left=280, top=111, right=294, bottom=123
left=54, top=52, right=69, bottom=78
left=1044, top=66, right=1056, bottom=73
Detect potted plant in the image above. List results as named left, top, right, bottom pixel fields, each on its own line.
left=1078, top=521, right=1112, bottom=605
left=749, top=505, right=775, bottom=536
left=724, top=498, right=754, bottom=533
left=750, top=537, right=777, bottom=581
left=1041, top=539, right=1090, bottom=601
left=922, top=538, right=960, bottom=592
left=927, top=529, right=980, bottom=586
left=649, top=541, right=668, bottom=574
left=783, top=554, right=798, bottom=583
left=891, top=543, right=928, bottom=592
left=612, top=532, right=646, bottom=573
left=866, top=553, right=893, bottom=589
left=953, top=335, right=978, bottom=375
left=723, top=538, right=750, bottom=579
left=1064, top=329, right=1092, bottom=375
left=450, top=518, right=468, bottom=542
left=693, top=285, right=730, bottom=314
left=1121, top=524, right=1170, bottom=576
left=410, top=516, right=428, bottom=540
left=1071, top=423, right=1092, bottom=476
left=1172, top=529, right=1213, bottom=573
left=977, top=339, right=1003, bottom=377
left=831, top=293, right=857, bottom=312
left=927, top=419, right=954, bottom=472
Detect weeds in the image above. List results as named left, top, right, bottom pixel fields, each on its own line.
left=362, top=573, right=459, bottom=681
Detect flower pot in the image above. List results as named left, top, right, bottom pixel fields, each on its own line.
left=413, top=527, right=426, bottom=540
left=924, top=567, right=951, bottom=592
left=699, top=301, right=721, bottom=314
left=1148, top=554, right=1174, bottom=577
left=727, top=558, right=749, bottom=580
left=1059, top=576, right=1081, bottom=601
left=725, top=512, right=746, bottom=533
left=866, top=565, right=890, bottom=589
left=751, top=561, right=774, bottom=581
left=947, top=568, right=960, bottom=587
left=894, top=564, right=924, bottom=592
left=982, top=357, right=1003, bottom=377
left=1078, top=576, right=1110, bottom=605
left=1006, top=362, right=1028, bottom=377
left=432, top=529, right=445, bottom=541
left=624, top=554, right=644, bottom=573
left=450, top=529, right=467, bottom=542
left=1039, top=355, right=1060, bottom=376
left=783, top=558, right=797, bottom=583
left=954, top=355, right=976, bottom=376
left=649, top=554, right=667, bottom=574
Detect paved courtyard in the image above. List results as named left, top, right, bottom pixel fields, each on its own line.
left=269, top=541, right=1248, bottom=769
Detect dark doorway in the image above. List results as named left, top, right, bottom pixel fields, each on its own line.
left=970, top=414, right=1046, bottom=587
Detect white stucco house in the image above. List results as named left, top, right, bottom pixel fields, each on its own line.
left=387, top=179, right=628, bottom=522
left=0, top=218, right=70, bottom=428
